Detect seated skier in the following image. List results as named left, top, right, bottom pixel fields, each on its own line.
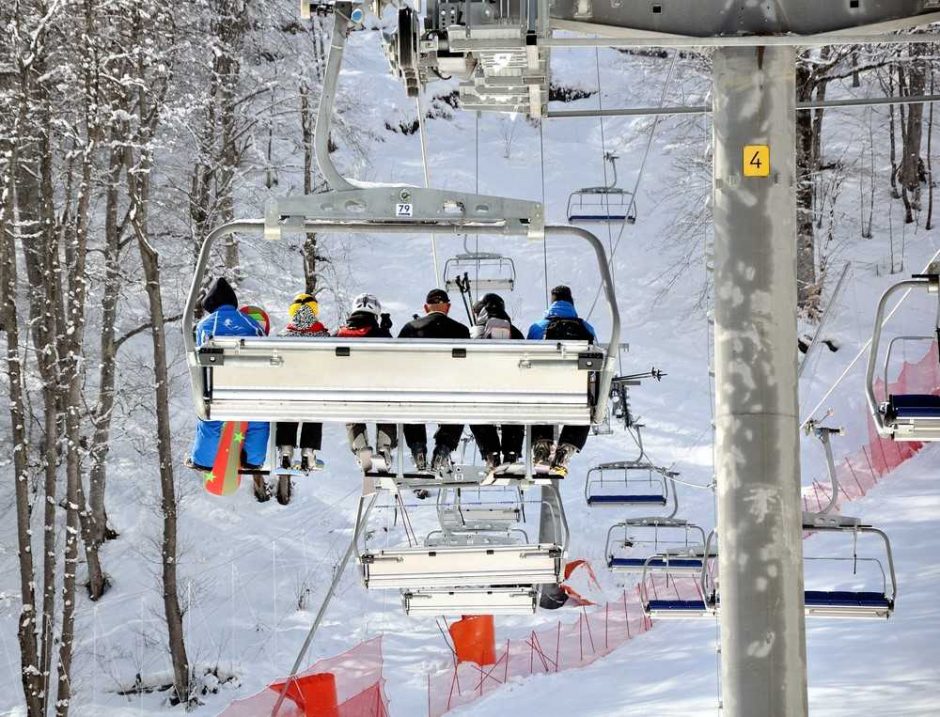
left=467, top=293, right=526, bottom=473
left=275, top=293, right=328, bottom=472
left=335, top=293, right=397, bottom=473
left=398, top=288, right=470, bottom=475
left=527, top=285, right=598, bottom=477
left=189, top=277, right=270, bottom=471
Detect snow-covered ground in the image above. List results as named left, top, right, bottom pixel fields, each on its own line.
left=2, top=30, right=940, bottom=717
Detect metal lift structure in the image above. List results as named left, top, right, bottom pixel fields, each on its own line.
left=255, top=1, right=938, bottom=714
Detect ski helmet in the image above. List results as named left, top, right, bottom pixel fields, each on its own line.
left=239, top=305, right=270, bottom=335
left=352, top=293, right=382, bottom=317
left=288, top=292, right=319, bottom=318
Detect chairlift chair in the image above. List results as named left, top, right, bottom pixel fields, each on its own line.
left=443, top=251, right=516, bottom=298
left=567, top=153, right=637, bottom=224
left=605, top=517, right=710, bottom=575
left=356, top=482, right=568, bottom=615
left=866, top=263, right=940, bottom=441
left=640, top=522, right=897, bottom=620
left=436, top=485, right=525, bottom=533
left=584, top=460, right=674, bottom=507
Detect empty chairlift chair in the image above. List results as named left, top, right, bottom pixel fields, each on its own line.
left=584, top=460, right=674, bottom=507
left=866, top=263, right=940, bottom=441
left=443, top=251, right=516, bottom=299
left=567, top=153, right=637, bottom=224
left=357, top=483, right=568, bottom=616
left=639, top=532, right=718, bottom=619
left=801, top=522, right=897, bottom=619
left=605, top=517, right=710, bottom=575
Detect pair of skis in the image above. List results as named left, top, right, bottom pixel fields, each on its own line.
left=202, top=422, right=322, bottom=497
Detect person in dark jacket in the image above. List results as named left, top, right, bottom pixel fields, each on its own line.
left=398, top=288, right=470, bottom=474
left=336, top=293, right=397, bottom=473
left=527, top=285, right=597, bottom=477
left=275, top=293, right=329, bottom=471
left=190, top=277, right=270, bottom=470
left=468, top=293, right=525, bottom=472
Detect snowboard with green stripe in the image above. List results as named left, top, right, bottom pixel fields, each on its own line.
left=204, top=421, right=249, bottom=496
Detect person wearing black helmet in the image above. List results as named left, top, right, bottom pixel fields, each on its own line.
left=467, top=293, right=526, bottom=473
left=398, top=288, right=470, bottom=474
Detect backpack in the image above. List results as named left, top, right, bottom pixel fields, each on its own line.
left=481, top=317, right=512, bottom=340
left=545, top=317, right=593, bottom=342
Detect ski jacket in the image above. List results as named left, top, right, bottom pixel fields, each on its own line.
left=195, top=305, right=265, bottom=346
left=526, top=301, right=597, bottom=342
left=283, top=320, right=329, bottom=337
left=471, top=306, right=524, bottom=340
left=398, top=311, right=470, bottom=339
left=335, top=311, right=392, bottom=338
left=191, top=302, right=269, bottom=470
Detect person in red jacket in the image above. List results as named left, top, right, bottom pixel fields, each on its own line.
left=275, top=293, right=329, bottom=471
left=335, top=293, right=397, bottom=473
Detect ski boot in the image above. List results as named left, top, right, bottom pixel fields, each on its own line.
left=278, top=444, right=294, bottom=471
left=430, top=445, right=454, bottom=478
left=549, top=443, right=577, bottom=478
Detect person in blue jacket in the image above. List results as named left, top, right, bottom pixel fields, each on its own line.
left=189, top=277, right=271, bottom=471
left=527, top=285, right=598, bottom=477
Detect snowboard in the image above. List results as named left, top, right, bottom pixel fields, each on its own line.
left=204, top=421, right=249, bottom=496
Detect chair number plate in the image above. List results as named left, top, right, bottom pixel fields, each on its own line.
left=396, top=203, right=414, bottom=217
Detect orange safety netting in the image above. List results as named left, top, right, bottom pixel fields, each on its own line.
left=218, top=637, right=389, bottom=717
left=428, top=342, right=940, bottom=717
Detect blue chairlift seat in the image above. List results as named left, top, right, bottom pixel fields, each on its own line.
left=887, top=393, right=940, bottom=419
left=802, top=587, right=893, bottom=618
left=645, top=598, right=712, bottom=616
left=609, top=557, right=703, bottom=571
left=587, top=494, right=668, bottom=506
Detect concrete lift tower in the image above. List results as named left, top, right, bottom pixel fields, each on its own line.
left=542, top=3, right=940, bottom=715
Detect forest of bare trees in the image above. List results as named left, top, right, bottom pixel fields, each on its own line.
left=0, top=2, right=936, bottom=713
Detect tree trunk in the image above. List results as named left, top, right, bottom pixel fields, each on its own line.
left=134, top=227, right=192, bottom=707
left=899, top=44, right=927, bottom=224
left=127, top=25, right=191, bottom=695
left=1, top=77, right=44, bottom=717
left=300, top=80, right=319, bottom=293
left=927, top=69, right=935, bottom=231
left=796, top=59, right=819, bottom=318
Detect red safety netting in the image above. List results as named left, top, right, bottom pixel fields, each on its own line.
left=218, top=637, right=390, bottom=717
left=803, top=341, right=940, bottom=514
left=429, top=342, right=940, bottom=717
left=427, top=589, right=653, bottom=717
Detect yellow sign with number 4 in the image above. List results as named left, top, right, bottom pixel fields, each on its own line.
left=743, top=145, right=771, bottom=177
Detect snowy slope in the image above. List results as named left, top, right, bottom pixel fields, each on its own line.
left=1, top=29, right=939, bottom=717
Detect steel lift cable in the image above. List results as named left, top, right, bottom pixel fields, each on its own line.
left=416, top=94, right=442, bottom=286
left=585, top=50, right=680, bottom=322
left=593, top=45, right=617, bottom=257
left=539, top=117, right=550, bottom=307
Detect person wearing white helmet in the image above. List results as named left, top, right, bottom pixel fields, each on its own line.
left=335, top=293, right=396, bottom=472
